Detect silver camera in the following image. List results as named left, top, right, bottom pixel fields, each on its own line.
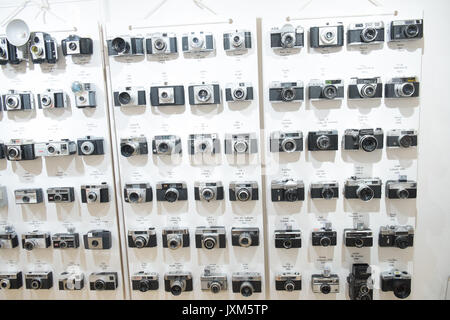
left=344, top=222, right=373, bottom=248
left=124, top=183, right=153, bottom=203
left=275, top=272, right=302, bottom=292
left=0, top=185, right=7, bottom=208
left=29, top=32, right=58, bottom=64
left=47, top=187, right=75, bottom=203
left=224, top=133, right=258, bottom=155
left=71, top=82, right=96, bottom=108
left=164, top=271, right=193, bottom=296
left=5, top=139, right=36, bottom=161
left=162, top=227, right=190, bottom=250
left=146, top=32, right=177, bottom=55
left=0, top=226, right=19, bottom=249
left=385, top=175, right=417, bottom=200
left=379, top=225, right=414, bottom=249
left=225, top=82, right=253, bottom=102
left=311, top=267, right=340, bottom=294
left=386, top=129, right=418, bottom=148
left=270, top=24, right=304, bottom=49
left=309, top=23, right=344, bottom=48
left=113, top=86, right=146, bottom=107
left=270, top=130, right=303, bottom=153
left=128, top=228, right=157, bottom=248
left=231, top=272, right=262, bottom=297
left=200, top=268, right=227, bottom=294
left=22, top=231, right=51, bottom=250
left=231, top=227, right=260, bottom=247
left=229, top=181, right=259, bottom=202
left=37, top=89, right=68, bottom=109
left=182, top=31, right=215, bottom=53
left=348, top=77, right=383, bottom=99
left=271, top=179, right=305, bottom=202
left=188, top=83, right=221, bottom=105
left=0, top=271, right=23, bottom=289
left=274, top=224, right=302, bottom=249
left=34, top=139, right=77, bottom=157
left=310, top=181, right=339, bottom=200
left=308, top=79, right=344, bottom=100
left=120, top=136, right=149, bottom=157
left=344, top=176, right=382, bottom=201
left=58, top=271, right=84, bottom=290
left=89, top=272, right=118, bottom=290
left=269, top=81, right=304, bottom=102
left=223, top=29, right=252, bottom=53
left=195, top=226, right=226, bottom=250
left=194, top=181, right=224, bottom=202
left=347, top=21, right=385, bottom=45
left=25, top=271, right=53, bottom=289
left=81, top=183, right=109, bottom=203
left=152, top=135, right=182, bottom=155
left=15, top=188, right=44, bottom=204
left=3, top=90, right=35, bottom=111
left=188, top=133, right=221, bottom=155
left=107, top=36, right=144, bottom=56
left=131, top=271, right=159, bottom=292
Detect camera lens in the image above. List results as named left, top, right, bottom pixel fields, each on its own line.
left=399, top=135, right=413, bottom=148
left=361, top=84, right=376, bottom=98
left=232, top=34, right=243, bottom=47
left=233, top=140, right=248, bottom=154
left=168, top=237, right=181, bottom=250
left=118, top=91, right=132, bottom=105
left=30, top=279, right=41, bottom=290
left=91, top=240, right=99, bottom=247
left=112, top=37, right=128, bottom=53
left=69, top=42, right=78, bottom=51
left=283, top=239, right=292, bottom=249
left=281, top=32, right=295, bottom=48
left=7, top=147, right=19, bottom=159
left=285, top=188, right=298, bottom=202
left=201, top=188, right=215, bottom=201
left=354, top=238, right=364, bottom=248
left=196, top=87, right=211, bottom=102
left=398, top=83, right=415, bottom=97
left=0, top=279, right=10, bottom=289
left=236, top=188, right=251, bottom=202
left=47, top=145, right=56, bottom=154
left=356, top=185, right=375, bottom=202
left=165, top=188, right=179, bottom=203
left=359, top=284, right=369, bottom=295
left=240, top=282, right=254, bottom=297
left=6, top=96, right=19, bottom=108
left=325, top=31, right=334, bottom=40
left=59, top=241, right=67, bottom=249
left=139, top=279, right=150, bottom=292
left=405, top=24, right=419, bottom=38
left=135, top=236, right=147, bottom=248
left=22, top=196, right=30, bottom=203
left=321, top=187, right=334, bottom=200
left=322, top=85, right=337, bottom=99
left=94, top=279, right=106, bottom=290
left=281, top=138, right=296, bottom=153
left=397, top=188, right=410, bottom=199
left=41, top=95, right=52, bottom=107
left=157, top=142, right=169, bottom=154
left=320, top=237, right=331, bottom=247
left=280, top=87, right=295, bottom=102
left=320, top=284, right=331, bottom=294
left=210, top=281, right=221, bottom=294
left=153, top=38, right=166, bottom=51
left=360, top=135, right=378, bottom=152
left=238, top=232, right=252, bottom=247
left=395, top=236, right=409, bottom=249
left=0, top=47, right=5, bottom=58
left=121, top=143, right=136, bottom=157
left=316, top=135, right=331, bottom=150
left=190, top=36, right=204, bottom=49
left=284, top=281, right=295, bottom=292
left=232, top=88, right=245, bottom=100
left=24, top=240, right=36, bottom=251
left=87, top=191, right=98, bottom=202
left=80, top=141, right=95, bottom=155
left=393, top=282, right=411, bottom=299
left=170, top=280, right=184, bottom=296
left=203, top=236, right=216, bottom=250
left=30, top=45, right=43, bottom=56
left=197, top=141, right=210, bottom=153
left=361, top=27, right=377, bottom=42
left=128, top=191, right=141, bottom=203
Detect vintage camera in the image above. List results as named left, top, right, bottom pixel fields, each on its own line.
left=152, top=135, right=182, bottom=155
left=29, top=32, right=58, bottom=64
left=35, top=139, right=77, bottom=157
left=77, top=136, right=105, bottom=156
left=89, top=272, right=118, bottom=291
left=61, top=35, right=93, bottom=56
left=52, top=231, right=80, bottom=249
left=378, top=225, right=414, bottom=249
left=113, top=86, right=146, bottom=107
left=344, top=176, right=382, bottom=201
left=270, top=131, right=303, bottom=153
left=0, top=185, right=6, bottom=208
left=22, top=231, right=51, bottom=250
left=0, top=271, right=23, bottom=289
left=348, top=77, right=383, bottom=99
left=71, top=82, right=96, bottom=108
left=150, top=85, right=185, bottom=106
left=0, top=37, right=10, bottom=65
left=162, top=227, right=190, bottom=250
left=385, top=176, right=417, bottom=199
left=380, top=269, right=412, bottom=299
left=3, top=90, right=35, bottom=111
left=15, top=188, right=44, bottom=204
left=83, top=229, right=112, bottom=250
left=0, top=37, right=27, bottom=65
left=342, top=128, right=384, bottom=152
left=194, top=181, right=224, bottom=202
left=164, top=271, right=193, bottom=296
left=312, top=222, right=337, bottom=247
left=195, top=226, right=226, bottom=250
left=389, top=19, right=423, bottom=41
left=307, top=130, right=338, bottom=151
left=232, top=272, right=262, bottom=297
left=124, top=183, right=152, bottom=203
left=58, top=271, right=85, bottom=290
left=0, top=226, right=19, bottom=249
left=229, top=181, right=259, bottom=202
left=224, top=133, right=258, bottom=154
left=107, top=36, right=144, bottom=56
left=310, top=23, right=344, bottom=48
left=188, top=133, right=220, bottom=155
left=275, top=272, right=302, bottom=292
left=156, top=182, right=188, bottom=202
left=120, top=136, right=148, bottom=157
left=311, top=268, right=339, bottom=294
left=310, top=181, right=339, bottom=200
left=231, top=227, right=259, bottom=248
left=5, top=139, right=36, bottom=161
left=385, top=77, right=420, bottom=98
left=146, top=32, right=177, bottom=55
left=81, top=183, right=109, bottom=203
left=269, top=81, right=304, bottom=102
left=274, top=225, right=302, bottom=249
left=270, top=24, right=304, bottom=49
left=386, top=129, right=418, bottom=148
left=128, top=228, right=157, bottom=248
left=223, top=30, right=252, bottom=52
left=188, top=83, right=220, bottom=105
left=347, top=21, right=385, bottom=45
left=347, top=264, right=373, bottom=300
left=308, top=79, right=344, bottom=100
left=182, top=31, right=215, bottom=53
left=344, top=223, right=373, bottom=248
left=225, top=82, right=253, bottom=102
left=25, top=271, right=53, bottom=290
left=271, top=179, right=304, bottom=202
left=200, top=268, right=227, bottom=294
left=131, top=271, right=159, bottom=292
left=47, top=187, right=75, bottom=203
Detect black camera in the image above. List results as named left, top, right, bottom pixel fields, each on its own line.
left=164, top=271, right=193, bottom=296
left=150, top=85, right=185, bottom=106
left=0, top=37, right=26, bottom=65
left=271, top=179, right=304, bottom=202
left=307, top=130, right=338, bottom=151
left=232, top=272, right=262, bottom=297
left=385, top=176, right=417, bottom=199
left=61, top=35, right=93, bottom=56
left=83, top=229, right=112, bottom=250
left=270, top=131, right=303, bottom=153
left=270, top=24, right=304, bottom=49
left=342, top=128, right=384, bottom=152
left=308, top=79, right=344, bottom=100
left=124, top=183, right=153, bottom=203
left=0, top=226, right=19, bottom=249
left=275, top=272, right=302, bottom=292
left=347, top=264, right=373, bottom=300
left=389, top=19, right=423, bottom=41
left=274, top=225, right=301, bottom=249
left=310, top=23, right=344, bottom=48
left=21, top=231, right=51, bottom=250
left=131, top=271, right=159, bottom=292
left=348, top=77, right=383, bottom=99
left=47, top=187, right=75, bottom=203
left=311, top=223, right=337, bottom=247
left=2, top=90, right=35, bottom=111
left=344, top=176, right=382, bottom=201
left=310, top=181, right=339, bottom=200
left=5, top=139, right=36, bottom=161
left=25, top=271, right=53, bottom=290
left=347, top=21, right=385, bottom=45
left=380, top=269, right=412, bottom=299
left=146, top=32, right=177, bottom=55
left=120, top=136, right=148, bottom=157
left=188, top=83, right=221, bottom=105
left=194, top=181, right=224, bottom=202
left=378, top=225, right=414, bottom=249
left=225, top=82, right=253, bottom=102
left=29, top=32, right=58, bottom=64
left=386, top=129, right=418, bottom=148
left=0, top=271, right=23, bottom=289
left=311, top=268, right=340, bottom=294
left=195, top=226, right=226, bottom=250
left=128, top=228, right=157, bottom=248
left=162, top=227, right=190, bottom=250
left=89, top=272, right=118, bottom=291
left=156, top=182, right=188, bottom=202
left=107, top=36, right=144, bottom=56
left=344, top=223, right=373, bottom=248
left=77, top=136, right=105, bottom=156
left=113, top=86, right=147, bottom=107
left=385, top=77, right=420, bottom=98
left=223, top=30, right=252, bottom=52
left=81, top=183, right=109, bottom=203
left=229, top=181, right=259, bottom=202
left=269, top=81, right=304, bottom=102
left=52, top=232, right=80, bottom=249
left=231, top=227, right=259, bottom=247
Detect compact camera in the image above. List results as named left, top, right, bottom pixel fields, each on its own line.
left=194, top=181, right=224, bottom=202
left=311, top=222, right=337, bottom=247
left=120, top=136, right=148, bottom=157
left=37, top=89, right=68, bottom=109
left=385, top=176, right=417, bottom=199
left=2, top=90, right=35, bottom=111
left=58, top=271, right=85, bottom=290
left=124, top=183, right=153, bottom=203
left=232, top=272, right=262, bottom=297
left=274, top=225, right=302, bottom=249
left=15, top=188, right=44, bottom=204
left=308, top=79, right=344, bottom=100
left=0, top=271, right=23, bottom=289
left=344, top=176, right=382, bottom=201
left=83, top=229, right=112, bottom=250
left=275, top=272, right=302, bottom=292
left=344, top=223, right=373, bottom=248
left=162, top=227, right=190, bottom=250
left=223, top=30, right=252, bottom=52
left=131, top=271, right=159, bottom=292
left=0, top=37, right=27, bottom=65
left=5, top=139, right=36, bottom=161
left=385, top=77, right=420, bottom=98
left=188, top=133, right=221, bottom=155
left=156, top=182, right=188, bottom=202
left=80, top=183, right=109, bottom=203
left=310, top=181, right=339, bottom=200
left=107, top=36, right=144, bottom=56
left=128, top=228, right=157, bottom=248
left=25, top=271, right=53, bottom=290
left=231, top=227, right=259, bottom=248
left=77, top=136, right=105, bottom=156
left=270, top=24, right=304, bottom=49
left=347, top=263, right=373, bottom=300
left=188, top=83, right=221, bottom=105
left=270, top=131, right=303, bottom=153
left=22, top=231, right=51, bottom=251
left=164, top=271, right=193, bottom=296
left=342, top=128, right=384, bottom=152
left=150, top=85, right=185, bottom=106
left=0, top=226, right=19, bottom=249
left=182, top=31, right=215, bottom=53
left=61, top=35, right=93, bottom=56
left=224, top=133, right=258, bottom=154
left=29, top=32, right=58, bottom=64
left=347, top=21, right=385, bottom=45
left=389, top=19, right=423, bottom=41
left=311, top=268, right=339, bottom=294
left=52, top=231, right=80, bottom=249
left=269, top=81, right=304, bottom=102
left=47, top=187, right=75, bottom=203
left=380, top=269, right=412, bottom=299
left=195, top=226, right=226, bottom=250
left=35, top=139, right=77, bottom=157
left=378, top=225, right=414, bottom=249
left=146, top=32, right=177, bottom=55
left=225, top=82, right=253, bottom=102
left=229, top=181, right=259, bottom=202
left=348, top=77, right=383, bottom=99
left=200, top=268, right=227, bottom=294
left=310, top=23, right=344, bottom=48
left=271, top=179, right=304, bottom=202
left=71, top=82, right=96, bottom=108
left=89, top=272, right=118, bottom=290
left=307, top=130, right=338, bottom=151
left=386, top=129, right=418, bottom=148
left=113, top=86, right=147, bottom=107
left=152, top=135, right=182, bottom=155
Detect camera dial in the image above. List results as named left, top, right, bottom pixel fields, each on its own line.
left=0, top=279, right=11, bottom=289
left=201, top=188, right=215, bottom=202
left=396, top=188, right=410, bottom=199
left=164, top=188, right=179, bottom=203
left=361, top=27, right=377, bottom=42
left=359, top=135, right=378, bottom=152
left=5, top=95, right=19, bottom=108
left=240, top=281, right=254, bottom=297
left=24, top=239, right=36, bottom=251
left=238, top=232, right=252, bottom=247
left=322, top=85, right=337, bottom=99
left=231, top=33, right=244, bottom=48
left=361, top=84, right=376, bottom=98
left=280, top=87, right=295, bottom=101
left=203, top=236, right=217, bottom=250
left=94, top=279, right=106, bottom=290
left=284, top=280, right=295, bottom=292
left=405, top=24, right=419, bottom=38
left=80, top=141, right=95, bottom=155
left=396, top=82, right=415, bottom=97
left=112, top=37, right=129, bottom=54
left=153, top=38, right=166, bottom=51
left=320, top=237, right=331, bottom=247
left=356, top=184, right=375, bottom=202
left=196, top=86, right=212, bottom=102
left=168, top=235, right=182, bottom=250
left=233, top=140, right=249, bottom=154
left=321, top=187, right=334, bottom=200
left=316, top=135, right=331, bottom=150
left=209, top=281, right=222, bottom=294
left=281, top=138, right=297, bottom=153
left=320, top=283, right=331, bottom=294
left=236, top=188, right=251, bottom=201
left=30, top=279, right=42, bottom=289
left=170, top=279, right=185, bottom=296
